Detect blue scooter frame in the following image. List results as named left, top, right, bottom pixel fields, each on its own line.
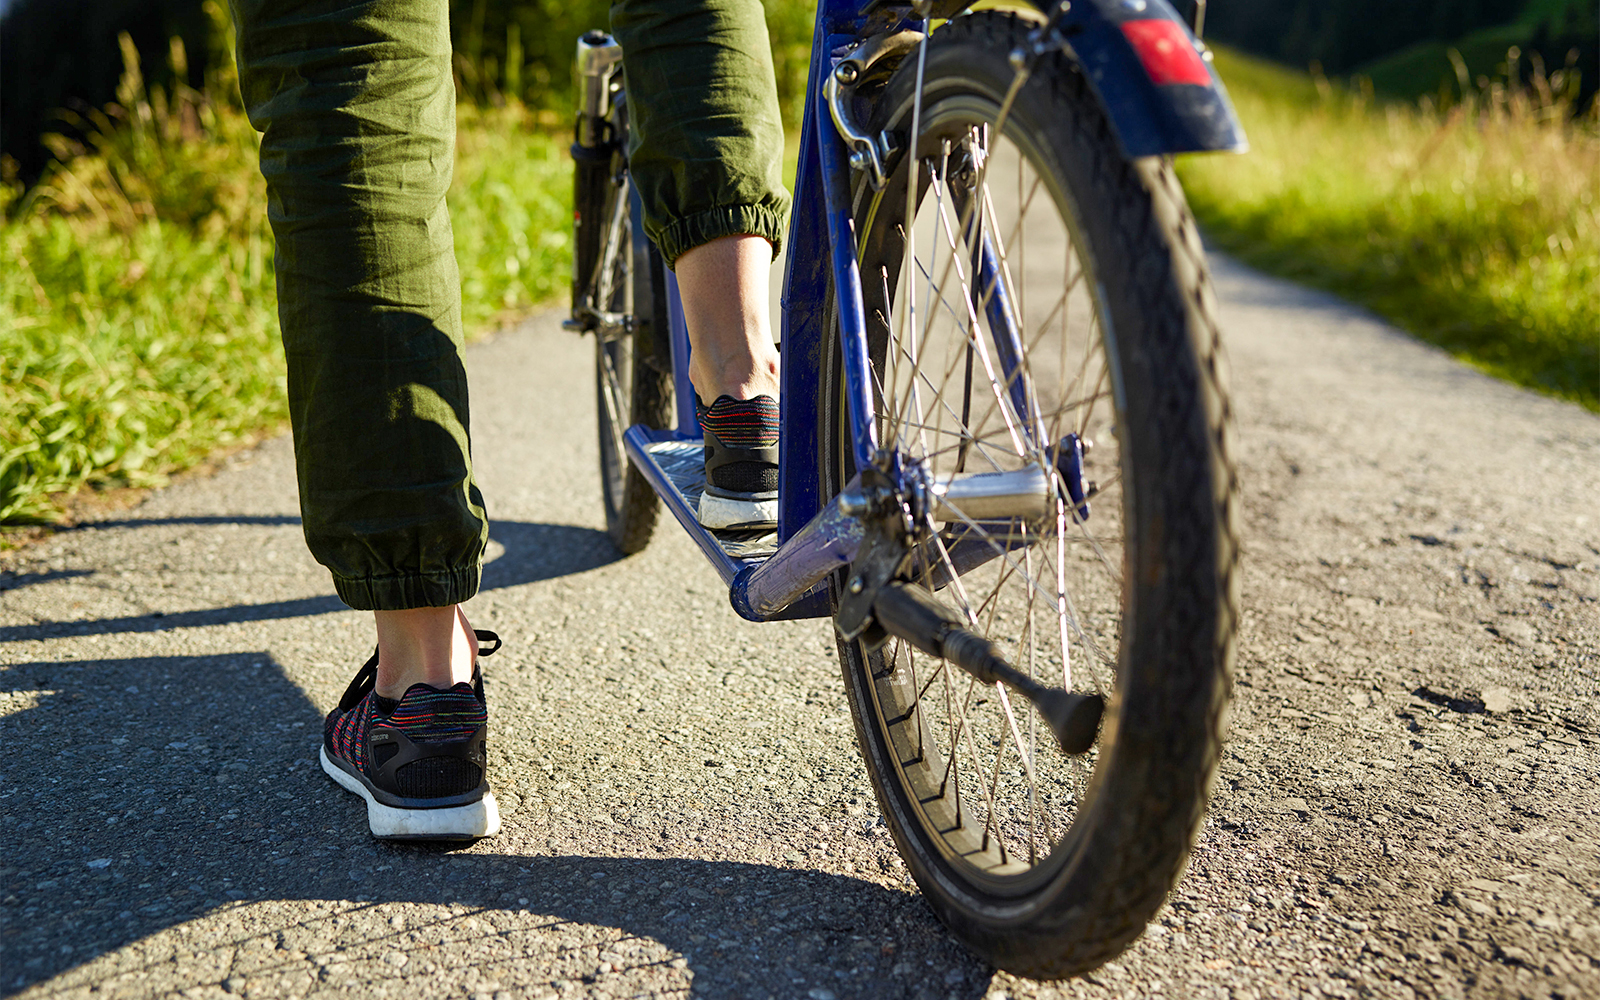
left=619, top=0, right=1243, bottom=624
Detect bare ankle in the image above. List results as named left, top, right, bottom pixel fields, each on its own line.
left=690, top=350, right=781, bottom=402
left=373, top=606, right=475, bottom=699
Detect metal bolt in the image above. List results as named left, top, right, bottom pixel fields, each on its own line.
left=839, top=490, right=869, bottom=515
left=848, top=576, right=865, bottom=595
left=834, top=62, right=860, bottom=85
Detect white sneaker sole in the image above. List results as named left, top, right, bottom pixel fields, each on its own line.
left=697, top=491, right=779, bottom=530
left=320, top=745, right=500, bottom=840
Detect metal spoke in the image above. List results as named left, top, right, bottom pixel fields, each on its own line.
left=938, top=668, right=1023, bottom=867
left=930, top=183, right=1028, bottom=457
left=591, top=187, right=629, bottom=305
left=978, top=695, right=1012, bottom=857
left=975, top=179, right=1049, bottom=449
left=886, top=32, right=931, bottom=456
left=935, top=495, right=1118, bottom=669
left=858, top=56, right=1131, bottom=880
left=896, top=391, right=1114, bottom=469
left=598, top=346, right=626, bottom=454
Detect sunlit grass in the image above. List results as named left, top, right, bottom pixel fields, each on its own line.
left=1178, top=47, right=1599, bottom=411
left=452, top=103, right=571, bottom=334
left=1, top=42, right=570, bottom=526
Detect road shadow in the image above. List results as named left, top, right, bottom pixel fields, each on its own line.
left=61, top=516, right=307, bottom=531
left=0, top=653, right=991, bottom=1000
left=0, top=518, right=619, bottom=643
left=0, top=568, right=94, bottom=594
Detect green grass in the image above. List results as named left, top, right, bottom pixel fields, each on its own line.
left=1178, top=46, right=1599, bottom=411
left=450, top=105, right=571, bottom=334
left=1, top=47, right=571, bottom=527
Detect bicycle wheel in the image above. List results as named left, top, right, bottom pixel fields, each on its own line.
left=820, top=11, right=1239, bottom=977
left=575, top=101, right=672, bottom=555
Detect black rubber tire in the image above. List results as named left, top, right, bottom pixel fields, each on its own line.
left=580, top=104, right=672, bottom=556
left=820, top=11, right=1239, bottom=978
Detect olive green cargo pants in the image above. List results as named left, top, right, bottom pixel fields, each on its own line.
left=229, top=0, right=789, bottom=610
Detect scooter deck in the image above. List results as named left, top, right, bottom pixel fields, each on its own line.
left=620, top=427, right=843, bottom=622
left=624, top=431, right=777, bottom=573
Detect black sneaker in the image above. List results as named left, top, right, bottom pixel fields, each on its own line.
left=319, top=630, right=502, bottom=840
left=697, top=394, right=779, bottom=530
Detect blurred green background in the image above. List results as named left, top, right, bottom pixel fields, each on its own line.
left=1, top=1, right=1595, bottom=527
left=0, top=0, right=819, bottom=185
left=6, top=0, right=1594, bottom=184
left=1205, top=0, right=1596, bottom=103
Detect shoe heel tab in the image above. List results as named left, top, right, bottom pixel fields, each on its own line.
left=338, top=650, right=380, bottom=712
left=473, top=629, right=502, bottom=657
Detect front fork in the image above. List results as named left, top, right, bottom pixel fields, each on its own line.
left=755, top=30, right=1102, bottom=746
left=569, top=32, right=625, bottom=330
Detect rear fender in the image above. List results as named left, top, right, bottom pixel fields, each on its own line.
left=1023, top=0, right=1247, bottom=158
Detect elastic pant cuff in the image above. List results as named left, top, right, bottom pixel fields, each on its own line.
left=332, top=565, right=482, bottom=611
left=656, top=205, right=787, bottom=270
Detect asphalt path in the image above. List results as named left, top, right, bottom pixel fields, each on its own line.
left=3, top=254, right=1597, bottom=1000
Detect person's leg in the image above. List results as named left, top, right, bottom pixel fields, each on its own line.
left=610, top=0, right=787, bottom=399
left=611, top=0, right=789, bottom=273
left=675, top=235, right=781, bottom=402
left=232, top=0, right=496, bottom=837
left=231, top=0, right=487, bottom=614
left=612, top=0, right=790, bottom=527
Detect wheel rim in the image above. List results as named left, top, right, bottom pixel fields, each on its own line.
left=848, top=88, right=1129, bottom=896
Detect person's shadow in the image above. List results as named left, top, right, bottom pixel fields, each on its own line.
left=0, top=650, right=993, bottom=999
left=0, top=517, right=621, bottom=643
left=1, top=514, right=995, bottom=997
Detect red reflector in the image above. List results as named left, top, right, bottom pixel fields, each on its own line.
left=1120, top=19, right=1211, bottom=87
